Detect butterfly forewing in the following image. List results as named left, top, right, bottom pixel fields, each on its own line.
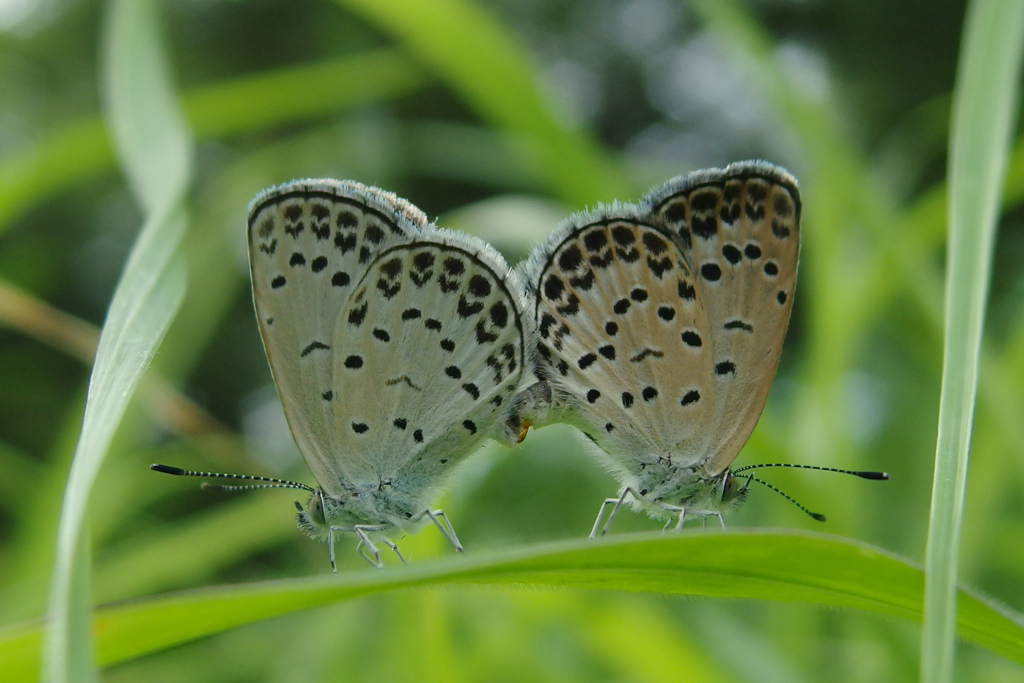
left=247, top=180, right=427, bottom=492
left=527, top=217, right=714, bottom=462
left=649, top=163, right=800, bottom=474
left=328, top=236, right=530, bottom=494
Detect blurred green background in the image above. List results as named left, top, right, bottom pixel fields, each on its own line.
left=1, top=0, right=1022, bottom=681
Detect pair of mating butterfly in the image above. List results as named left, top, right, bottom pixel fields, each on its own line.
left=153, top=161, right=886, bottom=570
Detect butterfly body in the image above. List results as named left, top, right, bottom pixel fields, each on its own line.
left=248, top=180, right=532, bottom=566
left=514, top=161, right=800, bottom=531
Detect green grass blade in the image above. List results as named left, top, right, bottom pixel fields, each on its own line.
left=8, top=532, right=1024, bottom=680
left=922, top=2, right=1024, bottom=682
left=41, top=1, right=192, bottom=680
left=335, top=0, right=633, bottom=205
left=0, top=49, right=428, bottom=235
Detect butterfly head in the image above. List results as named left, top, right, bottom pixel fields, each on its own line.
left=295, top=490, right=332, bottom=541
left=718, top=469, right=751, bottom=509
left=296, top=489, right=371, bottom=541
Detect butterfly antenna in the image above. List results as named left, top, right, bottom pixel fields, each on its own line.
left=150, top=464, right=315, bottom=493
left=733, top=463, right=889, bottom=480
left=743, top=475, right=826, bottom=522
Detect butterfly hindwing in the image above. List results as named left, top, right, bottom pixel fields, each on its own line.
left=519, top=161, right=800, bottom=491
left=247, top=180, right=427, bottom=494
left=523, top=215, right=714, bottom=470
left=648, top=162, right=800, bottom=473
left=329, top=234, right=531, bottom=496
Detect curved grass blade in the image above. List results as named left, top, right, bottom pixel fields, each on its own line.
left=42, top=1, right=192, bottom=680
left=6, top=532, right=1022, bottom=681
left=922, top=2, right=1024, bottom=682
left=0, top=49, right=428, bottom=235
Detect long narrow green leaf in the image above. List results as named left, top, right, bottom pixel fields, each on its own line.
left=41, top=1, right=192, bottom=680
left=7, top=532, right=1024, bottom=681
left=335, top=0, right=633, bottom=205
left=922, top=2, right=1024, bottom=683
left=0, top=49, right=428, bottom=235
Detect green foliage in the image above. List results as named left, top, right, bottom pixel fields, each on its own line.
left=0, top=0, right=1022, bottom=681
left=921, top=2, right=1024, bottom=681
left=3, top=532, right=1024, bottom=682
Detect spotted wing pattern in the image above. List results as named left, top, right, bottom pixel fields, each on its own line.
left=248, top=180, right=427, bottom=493
left=647, top=163, right=800, bottom=474
left=326, top=236, right=531, bottom=497
left=526, top=216, right=714, bottom=474
left=521, top=161, right=800, bottom=479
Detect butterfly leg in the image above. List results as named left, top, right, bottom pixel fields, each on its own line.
left=714, top=512, right=726, bottom=529
left=409, top=508, right=464, bottom=553
left=657, top=503, right=683, bottom=532
left=380, top=537, right=408, bottom=565
left=673, top=507, right=687, bottom=531
left=353, top=525, right=387, bottom=569
left=327, top=526, right=345, bottom=574
left=590, top=488, right=633, bottom=538
left=428, top=509, right=464, bottom=553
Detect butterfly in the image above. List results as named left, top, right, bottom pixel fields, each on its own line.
left=154, top=180, right=533, bottom=569
left=509, top=161, right=886, bottom=535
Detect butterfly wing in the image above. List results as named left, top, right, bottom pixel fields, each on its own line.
left=646, top=162, right=800, bottom=474
left=328, top=232, right=531, bottom=495
left=247, top=180, right=427, bottom=494
left=519, top=207, right=715, bottom=476
left=520, top=162, right=800, bottom=482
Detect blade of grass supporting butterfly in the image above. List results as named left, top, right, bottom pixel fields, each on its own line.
left=41, top=0, right=192, bottom=681
left=922, top=2, right=1024, bottom=683
left=5, top=532, right=1024, bottom=679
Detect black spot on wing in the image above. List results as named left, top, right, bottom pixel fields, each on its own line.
left=544, top=275, right=565, bottom=300
left=301, top=341, right=330, bottom=357
left=723, top=319, right=753, bottom=332
left=458, top=296, right=484, bottom=318
left=716, top=361, right=736, bottom=375
left=558, top=244, right=583, bottom=272
left=348, top=302, right=368, bottom=327
left=722, top=244, right=741, bottom=265
left=681, top=330, right=703, bottom=347
left=468, top=274, right=491, bottom=298
left=701, top=263, right=722, bottom=282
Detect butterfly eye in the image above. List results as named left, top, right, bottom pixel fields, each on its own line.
left=720, top=471, right=745, bottom=503
left=308, top=491, right=326, bottom=526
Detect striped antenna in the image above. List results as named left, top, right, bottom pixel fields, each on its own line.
left=733, top=463, right=889, bottom=480
left=150, top=464, right=315, bottom=493
left=743, top=475, right=826, bottom=522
